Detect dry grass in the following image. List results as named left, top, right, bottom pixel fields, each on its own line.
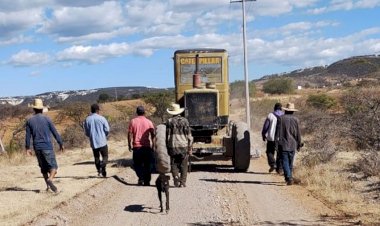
left=295, top=151, right=380, bottom=224
left=0, top=151, right=27, bottom=166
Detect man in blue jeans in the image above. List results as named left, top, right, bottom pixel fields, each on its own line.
left=84, top=103, right=110, bottom=177
left=25, top=98, right=64, bottom=193
left=262, top=103, right=283, bottom=174
left=278, top=103, right=302, bottom=186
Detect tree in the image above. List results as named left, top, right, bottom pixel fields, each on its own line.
left=98, top=93, right=111, bottom=103
left=143, top=91, right=174, bottom=123
left=262, top=78, right=294, bottom=94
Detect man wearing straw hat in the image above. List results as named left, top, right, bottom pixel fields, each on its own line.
left=166, top=103, right=193, bottom=188
left=25, top=98, right=64, bottom=193
left=278, top=103, right=302, bottom=186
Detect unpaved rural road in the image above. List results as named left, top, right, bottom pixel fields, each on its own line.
left=27, top=155, right=351, bottom=226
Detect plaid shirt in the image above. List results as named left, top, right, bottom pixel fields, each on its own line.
left=166, top=115, right=193, bottom=156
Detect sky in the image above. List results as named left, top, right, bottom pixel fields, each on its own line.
left=1, top=0, right=380, bottom=97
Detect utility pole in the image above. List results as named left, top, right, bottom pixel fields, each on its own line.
left=230, top=0, right=255, bottom=130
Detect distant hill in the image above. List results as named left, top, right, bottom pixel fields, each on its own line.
left=256, top=54, right=380, bottom=88
left=0, top=86, right=172, bottom=107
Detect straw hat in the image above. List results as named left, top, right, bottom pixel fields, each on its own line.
left=28, top=98, right=45, bottom=110
left=166, top=103, right=184, bottom=115
left=282, top=102, right=298, bottom=112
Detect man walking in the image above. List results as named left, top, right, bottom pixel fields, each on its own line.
left=261, top=103, right=283, bottom=174
left=166, top=103, right=193, bottom=188
left=84, top=103, right=110, bottom=177
left=278, top=103, right=302, bottom=186
left=25, top=98, right=64, bottom=193
left=128, top=106, right=155, bottom=186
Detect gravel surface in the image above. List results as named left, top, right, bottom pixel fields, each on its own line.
left=27, top=155, right=353, bottom=226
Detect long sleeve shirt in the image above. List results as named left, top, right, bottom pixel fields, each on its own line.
left=278, top=114, right=301, bottom=152
left=166, top=115, right=193, bottom=156
left=25, top=113, right=63, bottom=151
left=84, top=113, right=110, bottom=149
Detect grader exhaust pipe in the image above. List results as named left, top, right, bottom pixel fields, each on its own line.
left=193, top=54, right=201, bottom=88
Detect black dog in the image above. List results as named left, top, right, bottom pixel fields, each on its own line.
left=155, top=174, right=170, bottom=213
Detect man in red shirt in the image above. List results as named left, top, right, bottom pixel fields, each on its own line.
left=128, top=106, right=155, bottom=186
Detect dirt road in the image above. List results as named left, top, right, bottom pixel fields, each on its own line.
left=25, top=153, right=353, bottom=226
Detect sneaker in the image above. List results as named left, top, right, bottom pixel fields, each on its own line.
left=46, top=179, right=58, bottom=193
left=179, top=182, right=186, bottom=187
left=269, top=166, right=275, bottom=173
left=138, top=180, right=144, bottom=186
left=276, top=170, right=284, bottom=175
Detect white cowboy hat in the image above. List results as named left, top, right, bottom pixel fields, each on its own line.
left=282, top=102, right=298, bottom=112
left=28, top=98, right=45, bottom=110
left=167, top=103, right=185, bottom=115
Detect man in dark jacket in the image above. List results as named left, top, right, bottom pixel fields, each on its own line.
left=278, top=103, right=302, bottom=186
left=262, top=103, right=283, bottom=174
left=25, top=99, right=64, bottom=193
left=166, top=103, right=193, bottom=188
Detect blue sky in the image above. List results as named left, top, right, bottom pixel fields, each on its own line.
left=1, top=0, right=380, bottom=97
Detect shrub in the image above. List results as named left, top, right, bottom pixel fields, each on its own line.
left=306, top=94, right=337, bottom=110
left=351, top=150, right=380, bottom=177
left=142, top=91, right=174, bottom=123
left=341, top=87, right=380, bottom=150
left=230, top=80, right=256, bottom=99
left=61, top=125, right=87, bottom=149
left=55, top=102, right=90, bottom=129
left=262, top=78, right=294, bottom=94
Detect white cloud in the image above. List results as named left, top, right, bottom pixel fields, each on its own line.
left=56, top=43, right=131, bottom=63
left=309, top=0, right=380, bottom=14
left=39, top=1, right=124, bottom=37
left=0, top=35, right=33, bottom=45
left=0, top=9, right=43, bottom=38
left=8, top=50, right=51, bottom=66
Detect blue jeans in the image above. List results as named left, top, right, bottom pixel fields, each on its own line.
left=281, top=150, right=295, bottom=182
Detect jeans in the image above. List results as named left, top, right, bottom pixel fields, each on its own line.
left=281, top=150, right=295, bottom=182
left=266, top=141, right=282, bottom=171
left=92, top=145, right=108, bottom=173
left=133, top=147, right=153, bottom=184
left=170, top=153, right=188, bottom=184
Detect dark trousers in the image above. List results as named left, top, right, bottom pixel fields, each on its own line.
left=266, top=141, right=282, bottom=171
left=133, top=147, right=153, bottom=184
left=170, top=154, right=188, bottom=184
left=281, top=150, right=295, bottom=182
left=92, top=145, right=108, bottom=173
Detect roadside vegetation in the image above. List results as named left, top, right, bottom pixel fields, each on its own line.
left=252, top=82, right=380, bottom=224
left=0, top=79, right=379, bottom=224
